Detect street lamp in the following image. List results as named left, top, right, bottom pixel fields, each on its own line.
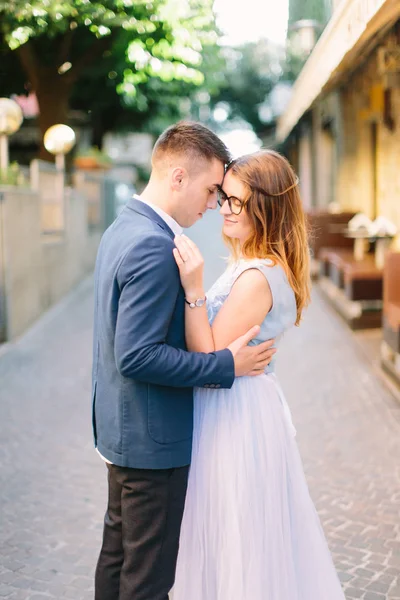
left=43, top=125, right=76, bottom=230
left=43, top=124, right=76, bottom=170
left=0, top=98, right=24, bottom=175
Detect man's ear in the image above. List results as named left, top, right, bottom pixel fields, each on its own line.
left=171, top=167, right=188, bottom=191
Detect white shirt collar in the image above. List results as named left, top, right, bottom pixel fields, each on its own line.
left=134, top=195, right=183, bottom=236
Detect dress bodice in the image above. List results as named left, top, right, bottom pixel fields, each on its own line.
left=206, top=258, right=297, bottom=373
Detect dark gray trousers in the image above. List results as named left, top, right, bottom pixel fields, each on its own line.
left=95, top=463, right=189, bottom=600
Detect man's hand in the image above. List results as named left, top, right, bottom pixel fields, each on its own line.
left=228, top=325, right=276, bottom=377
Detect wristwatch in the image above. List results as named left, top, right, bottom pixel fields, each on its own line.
left=185, top=296, right=207, bottom=309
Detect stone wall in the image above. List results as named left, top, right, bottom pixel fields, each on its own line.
left=335, top=39, right=400, bottom=247
left=0, top=172, right=105, bottom=342
left=294, top=25, right=400, bottom=251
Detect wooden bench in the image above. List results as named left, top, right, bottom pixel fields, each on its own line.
left=382, top=252, right=400, bottom=346
left=342, top=260, right=382, bottom=302
left=307, top=210, right=356, bottom=278
left=320, top=250, right=378, bottom=295
left=319, top=248, right=354, bottom=281
left=381, top=252, right=400, bottom=385
left=318, top=250, right=383, bottom=329
left=307, top=210, right=356, bottom=259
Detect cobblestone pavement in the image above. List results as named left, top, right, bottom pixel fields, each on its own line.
left=0, top=219, right=400, bottom=599
left=0, top=278, right=103, bottom=600
left=278, top=290, right=400, bottom=600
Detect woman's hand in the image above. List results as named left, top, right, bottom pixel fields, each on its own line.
left=173, top=234, right=205, bottom=299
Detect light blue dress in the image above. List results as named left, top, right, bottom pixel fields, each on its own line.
left=174, top=258, right=345, bottom=600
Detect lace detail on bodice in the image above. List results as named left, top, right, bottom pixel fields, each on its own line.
left=206, top=258, right=274, bottom=325
left=206, top=261, right=244, bottom=325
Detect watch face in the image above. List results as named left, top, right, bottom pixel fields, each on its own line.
left=195, top=298, right=205, bottom=307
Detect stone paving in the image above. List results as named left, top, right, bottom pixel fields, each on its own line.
left=0, top=250, right=400, bottom=599
left=0, top=278, right=103, bottom=600
left=279, top=291, right=400, bottom=600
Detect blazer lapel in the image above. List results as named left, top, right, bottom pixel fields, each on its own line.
left=126, top=198, right=175, bottom=239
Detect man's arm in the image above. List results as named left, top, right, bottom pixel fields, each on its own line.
left=114, top=234, right=235, bottom=388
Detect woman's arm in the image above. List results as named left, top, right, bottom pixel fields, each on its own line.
left=173, top=235, right=272, bottom=352
left=211, top=269, right=272, bottom=350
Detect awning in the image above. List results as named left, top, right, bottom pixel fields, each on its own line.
left=276, top=0, right=400, bottom=142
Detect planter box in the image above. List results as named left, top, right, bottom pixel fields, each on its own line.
left=74, top=157, right=110, bottom=170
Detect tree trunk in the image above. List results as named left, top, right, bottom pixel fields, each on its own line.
left=36, top=76, right=73, bottom=162
left=91, top=108, right=105, bottom=150
left=16, top=34, right=115, bottom=161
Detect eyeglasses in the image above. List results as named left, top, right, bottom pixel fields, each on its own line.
left=217, top=187, right=245, bottom=215
left=217, top=176, right=300, bottom=216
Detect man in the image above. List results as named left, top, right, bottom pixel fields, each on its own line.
left=93, top=121, right=276, bottom=600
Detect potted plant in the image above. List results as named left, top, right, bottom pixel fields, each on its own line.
left=74, top=147, right=112, bottom=170
left=0, top=161, right=27, bottom=186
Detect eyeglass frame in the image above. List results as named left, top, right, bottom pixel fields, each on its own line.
left=216, top=186, right=246, bottom=215
left=216, top=176, right=300, bottom=216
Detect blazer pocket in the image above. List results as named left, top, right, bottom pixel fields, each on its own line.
left=147, top=386, right=193, bottom=444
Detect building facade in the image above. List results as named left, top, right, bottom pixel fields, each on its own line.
left=278, top=0, right=400, bottom=248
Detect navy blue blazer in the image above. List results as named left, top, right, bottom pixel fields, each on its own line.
left=92, top=198, right=235, bottom=469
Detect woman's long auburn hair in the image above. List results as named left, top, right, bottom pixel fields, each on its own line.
left=223, top=150, right=311, bottom=326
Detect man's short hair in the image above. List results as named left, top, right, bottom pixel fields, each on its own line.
left=152, top=121, right=231, bottom=168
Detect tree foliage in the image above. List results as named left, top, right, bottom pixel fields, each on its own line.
left=288, top=0, right=331, bottom=26
left=215, top=40, right=284, bottom=134
left=0, top=0, right=221, bottom=155
left=284, top=0, right=332, bottom=82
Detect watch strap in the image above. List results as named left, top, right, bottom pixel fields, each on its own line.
left=184, top=296, right=206, bottom=308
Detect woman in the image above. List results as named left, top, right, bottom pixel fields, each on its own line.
left=172, top=150, right=345, bottom=600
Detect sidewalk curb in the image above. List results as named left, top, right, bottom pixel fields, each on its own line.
left=315, top=284, right=400, bottom=410
left=353, top=335, right=400, bottom=408
left=0, top=274, right=94, bottom=361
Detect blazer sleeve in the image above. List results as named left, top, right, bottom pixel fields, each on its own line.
left=114, top=233, right=235, bottom=388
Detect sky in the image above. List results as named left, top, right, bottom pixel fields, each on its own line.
left=214, top=0, right=289, bottom=46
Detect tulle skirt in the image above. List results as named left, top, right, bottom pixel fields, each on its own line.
left=173, top=374, right=345, bottom=600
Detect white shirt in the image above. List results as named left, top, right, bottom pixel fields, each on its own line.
left=134, top=195, right=183, bottom=236
left=96, top=195, right=182, bottom=465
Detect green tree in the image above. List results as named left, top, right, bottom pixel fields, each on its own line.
left=215, top=40, right=283, bottom=134
left=288, top=0, right=331, bottom=26
left=0, top=0, right=219, bottom=157
left=285, top=0, right=332, bottom=80
left=66, top=27, right=227, bottom=146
